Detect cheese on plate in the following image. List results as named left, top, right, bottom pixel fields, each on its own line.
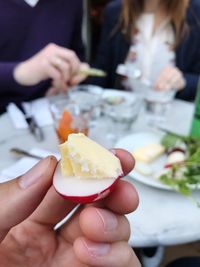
left=132, top=143, right=165, bottom=163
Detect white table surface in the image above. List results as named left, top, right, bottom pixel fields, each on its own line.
left=1, top=99, right=200, bottom=248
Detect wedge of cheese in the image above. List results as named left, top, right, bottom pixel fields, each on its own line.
left=132, top=143, right=165, bottom=163
left=59, top=133, right=122, bottom=179
left=134, top=162, right=153, bottom=176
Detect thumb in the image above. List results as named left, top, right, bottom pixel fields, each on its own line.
left=0, top=156, right=57, bottom=242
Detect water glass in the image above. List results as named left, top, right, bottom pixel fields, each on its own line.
left=68, top=85, right=103, bottom=119
left=48, top=94, right=89, bottom=143
left=144, top=86, right=175, bottom=124
left=103, top=92, right=142, bottom=140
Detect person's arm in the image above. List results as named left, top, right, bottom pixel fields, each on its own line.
left=0, top=62, right=24, bottom=94
left=0, top=43, right=85, bottom=97
left=177, top=72, right=200, bottom=101
left=70, top=0, right=85, bottom=61
left=153, top=66, right=199, bottom=101
left=87, top=3, right=117, bottom=87
left=154, top=66, right=186, bottom=92
left=176, top=1, right=200, bottom=101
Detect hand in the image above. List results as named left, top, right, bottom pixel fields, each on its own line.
left=45, top=62, right=90, bottom=96
left=0, top=150, right=141, bottom=267
left=155, top=66, right=186, bottom=91
left=69, top=62, right=90, bottom=86
left=14, top=43, right=84, bottom=92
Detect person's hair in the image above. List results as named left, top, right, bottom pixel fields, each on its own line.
left=119, top=0, right=189, bottom=46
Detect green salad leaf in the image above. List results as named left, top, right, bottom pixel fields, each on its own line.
left=159, top=133, right=200, bottom=202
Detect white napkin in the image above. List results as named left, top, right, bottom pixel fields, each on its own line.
left=0, top=148, right=60, bottom=183
left=7, top=98, right=53, bottom=129
left=7, top=103, right=29, bottom=129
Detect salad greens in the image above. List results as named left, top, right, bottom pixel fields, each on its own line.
left=161, top=133, right=200, bottom=156
left=160, top=133, right=200, bottom=197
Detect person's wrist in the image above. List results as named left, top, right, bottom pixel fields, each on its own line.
left=14, top=59, right=41, bottom=86
left=14, top=61, right=32, bottom=85
left=176, top=76, right=186, bottom=91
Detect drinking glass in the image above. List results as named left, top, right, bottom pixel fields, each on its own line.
left=128, top=75, right=175, bottom=124
left=48, top=94, right=89, bottom=143
left=68, top=85, right=103, bottom=117
left=143, top=85, right=176, bottom=124
left=103, top=92, right=142, bottom=141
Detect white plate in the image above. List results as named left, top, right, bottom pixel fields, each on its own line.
left=115, top=131, right=172, bottom=190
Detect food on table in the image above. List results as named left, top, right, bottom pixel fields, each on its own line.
left=134, top=162, right=153, bottom=176
left=79, top=67, right=107, bottom=77
left=53, top=133, right=123, bottom=203
left=158, top=133, right=200, bottom=196
left=166, top=150, right=186, bottom=167
left=132, top=143, right=165, bottom=164
left=56, top=110, right=74, bottom=143
left=154, top=168, right=170, bottom=180
left=56, top=110, right=88, bottom=143
left=104, top=96, right=125, bottom=105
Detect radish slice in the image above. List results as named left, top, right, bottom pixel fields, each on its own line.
left=53, top=133, right=123, bottom=204
left=166, top=151, right=186, bottom=166
left=53, top=162, right=122, bottom=204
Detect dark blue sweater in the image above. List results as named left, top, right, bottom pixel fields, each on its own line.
left=90, top=0, right=200, bottom=101
left=0, top=0, right=84, bottom=113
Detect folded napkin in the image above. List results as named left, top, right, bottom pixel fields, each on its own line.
left=7, top=98, right=53, bottom=129
left=0, top=148, right=60, bottom=183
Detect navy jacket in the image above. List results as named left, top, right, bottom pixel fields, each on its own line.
left=0, top=0, right=84, bottom=114
left=91, top=0, right=200, bottom=101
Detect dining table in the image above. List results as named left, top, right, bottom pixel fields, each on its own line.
left=1, top=95, right=200, bottom=252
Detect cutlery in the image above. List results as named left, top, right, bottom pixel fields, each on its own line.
left=25, top=116, right=44, bottom=142
left=18, top=104, right=44, bottom=142
left=54, top=204, right=82, bottom=230
left=10, top=148, right=43, bottom=160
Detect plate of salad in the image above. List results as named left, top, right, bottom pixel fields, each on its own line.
left=159, top=132, right=200, bottom=195
left=116, top=131, right=200, bottom=195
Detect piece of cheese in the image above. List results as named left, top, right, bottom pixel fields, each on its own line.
left=132, top=143, right=165, bottom=163
left=59, top=133, right=122, bottom=179
left=135, top=162, right=153, bottom=176
left=59, top=144, right=73, bottom=176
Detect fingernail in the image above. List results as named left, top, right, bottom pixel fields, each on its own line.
left=96, top=208, right=118, bottom=231
left=83, top=240, right=110, bottom=256
left=19, top=157, right=51, bottom=189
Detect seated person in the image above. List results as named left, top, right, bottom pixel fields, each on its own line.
left=0, top=0, right=87, bottom=114
left=166, top=257, right=200, bottom=267
left=90, top=0, right=200, bottom=101
left=166, top=256, right=200, bottom=267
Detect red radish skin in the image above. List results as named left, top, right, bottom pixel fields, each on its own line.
left=53, top=162, right=123, bottom=204
left=164, top=161, right=185, bottom=169
left=167, top=147, right=186, bottom=155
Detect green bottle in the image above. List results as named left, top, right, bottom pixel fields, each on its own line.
left=190, top=79, right=200, bottom=137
